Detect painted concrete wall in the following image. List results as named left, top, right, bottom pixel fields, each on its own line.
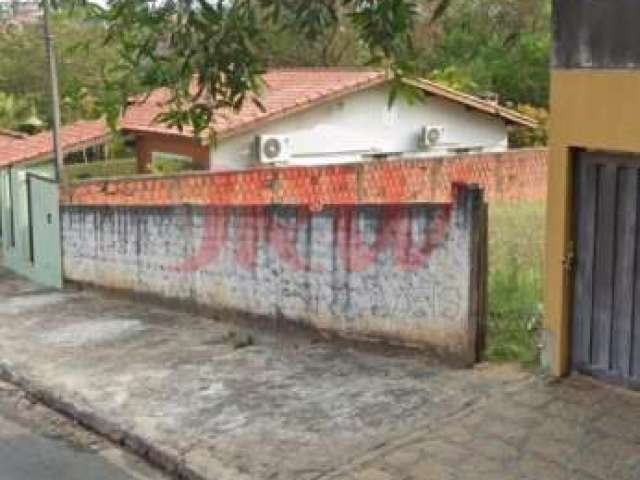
left=553, top=0, right=640, bottom=69
left=210, top=85, right=509, bottom=171
left=61, top=185, right=486, bottom=362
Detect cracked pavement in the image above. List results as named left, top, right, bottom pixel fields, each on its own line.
left=0, top=268, right=639, bottom=479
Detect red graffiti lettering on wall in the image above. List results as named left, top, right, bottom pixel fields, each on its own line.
left=234, top=207, right=265, bottom=271
left=335, top=206, right=453, bottom=273
left=335, top=208, right=389, bottom=273
left=170, top=206, right=228, bottom=272
left=268, top=209, right=318, bottom=272
left=391, top=206, right=453, bottom=272
left=172, top=204, right=453, bottom=274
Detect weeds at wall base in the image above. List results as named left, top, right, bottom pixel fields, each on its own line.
left=486, top=201, right=545, bottom=367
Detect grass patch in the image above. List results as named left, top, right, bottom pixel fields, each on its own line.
left=64, top=157, right=138, bottom=182
left=150, top=155, right=194, bottom=176
left=486, top=201, right=545, bottom=367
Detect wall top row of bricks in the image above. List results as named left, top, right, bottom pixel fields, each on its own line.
left=61, top=148, right=548, bottom=209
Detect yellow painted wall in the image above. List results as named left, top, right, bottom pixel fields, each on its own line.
left=546, top=70, right=640, bottom=375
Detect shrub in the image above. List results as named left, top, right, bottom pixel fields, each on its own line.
left=150, top=155, right=193, bottom=176
left=64, top=157, right=137, bottom=182
left=509, top=104, right=549, bottom=148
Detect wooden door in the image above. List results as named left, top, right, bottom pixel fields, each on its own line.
left=572, top=150, right=640, bottom=388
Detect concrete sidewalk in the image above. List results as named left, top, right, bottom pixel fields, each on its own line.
left=0, top=268, right=639, bottom=479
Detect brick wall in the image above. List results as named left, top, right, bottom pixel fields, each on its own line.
left=134, top=132, right=211, bottom=173
left=61, top=184, right=486, bottom=362
left=62, top=148, right=547, bottom=208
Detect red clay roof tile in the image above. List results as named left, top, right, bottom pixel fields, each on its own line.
left=0, top=120, right=110, bottom=168
left=120, top=68, right=536, bottom=141
left=120, top=69, right=388, bottom=139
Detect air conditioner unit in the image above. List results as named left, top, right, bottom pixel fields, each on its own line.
left=419, top=126, right=446, bottom=149
left=256, top=135, right=292, bottom=164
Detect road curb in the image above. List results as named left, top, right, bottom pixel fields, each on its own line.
left=0, top=361, right=207, bottom=480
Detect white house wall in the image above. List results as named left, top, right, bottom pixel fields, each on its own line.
left=209, top=85, right=509, bottom=170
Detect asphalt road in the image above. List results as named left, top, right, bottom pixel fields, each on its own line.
left=0, top=383, right=167, bottom=480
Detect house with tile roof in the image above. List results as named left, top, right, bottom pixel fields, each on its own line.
left=0, top=120, right=111, bottom=286
left=121, top=68, right=536, bottom=173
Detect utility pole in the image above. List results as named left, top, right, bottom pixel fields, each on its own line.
left=42, top=0, right=64, bottom=183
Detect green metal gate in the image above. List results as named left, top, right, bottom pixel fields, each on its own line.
left=0, top=166, right=62, bottom=289
left=27, top=173, right=62, bottom=289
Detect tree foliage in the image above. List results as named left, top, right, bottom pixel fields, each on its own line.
left=80, top=0, right=453, bottom=136
left=85, top=0, right=548, bottom=136
left=509, top=104, right=548, bottom=148
left=257, top=5, right=367, bottom=68
left=1, top=0, right=551, bottom=146
left=0, top=92, right=30, bottom=130
left=422, top=0, right=551, bottom=107
left=0, top=6, right=117, bottom=128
